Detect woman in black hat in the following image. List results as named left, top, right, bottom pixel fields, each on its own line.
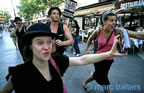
left=0, top=23, right=126, bottom=93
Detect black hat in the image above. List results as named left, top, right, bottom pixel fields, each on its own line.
left=14, top=17, right=22, bottom=23
left=21, top=23, right=56, bottom=46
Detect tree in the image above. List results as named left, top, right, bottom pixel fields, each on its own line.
left=17, top=0, right=65, bottom=21
left=0, top=9, right=11, bottom=24
left=34, top=0, right=65, bottom=7
left=17, top=0, right=45, bottom=20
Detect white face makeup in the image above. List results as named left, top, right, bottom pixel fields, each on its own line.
left=32, top=36, right=53, bottom=61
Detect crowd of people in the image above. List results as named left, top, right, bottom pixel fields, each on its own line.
left=0, top=6, right=144, bottom=93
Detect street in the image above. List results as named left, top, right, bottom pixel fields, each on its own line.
left=0, top=31, right=144, bottom=93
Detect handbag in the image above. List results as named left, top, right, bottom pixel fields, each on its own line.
left=49, top=57, right=68, bottom=93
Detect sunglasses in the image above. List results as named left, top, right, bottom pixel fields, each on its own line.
left=16, top=23, right=22, bottom=24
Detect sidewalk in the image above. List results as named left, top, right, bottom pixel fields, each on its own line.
left=137, top=52, right=144, bottom=60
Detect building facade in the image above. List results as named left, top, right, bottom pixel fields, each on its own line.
left=74, top=0, right=144, bottom=31
left=74, top=0, right=115, bottom=30
left=115, top=0, right=144, bottom=31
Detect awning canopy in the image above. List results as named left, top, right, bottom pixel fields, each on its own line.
left=74, top=4, right=114, bottom=16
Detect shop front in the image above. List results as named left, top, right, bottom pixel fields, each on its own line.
left=115, top=0, right=144, bottom=31
left=74, top=1, right=115, bottom=30
left=0, top=16, right=6, bottom=24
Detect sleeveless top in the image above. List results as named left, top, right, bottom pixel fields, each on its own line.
left=96, top=31, right=116, bottom=60
left=7, top=55, right=69, bottom=93
left=47, top=23, right=65, bottom=55
left=72, top=25, right=79, bottom=36
left=16, top=26, right=26, bottom=43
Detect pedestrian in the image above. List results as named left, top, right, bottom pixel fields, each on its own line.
left=71, top=20, right=80, bottom=56
left=8, top=20, right=18, bottom=49
left=0, top=23, right=126, bottom=93
left=8, top=20, right=15, bottom=32
left=0, top=22, right=3, bottom=39
left=47, top=7, right=74, bottom=56
left=83, top=12, right=144, bottom=93
left=136, top=27, right=144, bottom=52
left=10, top=17, right=26, bottom=60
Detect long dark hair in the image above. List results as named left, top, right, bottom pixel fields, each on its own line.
left=73, top=20, right=80, bottom=29
left=23, top=39, right=33, bottom=62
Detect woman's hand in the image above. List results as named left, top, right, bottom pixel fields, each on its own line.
left=110, top=35, right=127, bottom=57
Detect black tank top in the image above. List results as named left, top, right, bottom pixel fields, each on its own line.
left=47, top=22, right=65, bottom=55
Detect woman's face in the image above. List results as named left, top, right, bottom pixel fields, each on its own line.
left=32, top=36, right=53, bottom=61
left=104, top=16, right=117, bottom=31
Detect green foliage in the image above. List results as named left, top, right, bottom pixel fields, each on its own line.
left=17, top=0, right=65, bottom=21
left=0, top=9, right=11, bottom=23
left=17, top=0, right=45, bottom=20
left=34, top=0, right=65, bottom=7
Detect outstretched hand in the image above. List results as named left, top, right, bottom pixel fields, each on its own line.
left=110, top=35, right=127, bottom=57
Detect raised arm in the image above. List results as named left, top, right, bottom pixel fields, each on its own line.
left=117, top=28, right=144, bottom=40
left=69, top=35, right=127, bottom=66
left=127, top=30, right=144, bottom=40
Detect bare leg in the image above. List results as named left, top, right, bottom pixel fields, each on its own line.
left=82, top=74, right=94, bottom=88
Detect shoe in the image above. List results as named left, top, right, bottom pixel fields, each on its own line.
left=76, top=54, right=80, bottom=57
left=82, top=82, right=93, bottom=93
left=73, top=52, right=76, bottom=55
left=82, top=84, right=91, bottom=93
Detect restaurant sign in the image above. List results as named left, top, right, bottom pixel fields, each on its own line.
left=120, top=0, right=144, bottom=9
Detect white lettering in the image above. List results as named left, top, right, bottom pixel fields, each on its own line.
left=120, top=0, right=144, bottom=9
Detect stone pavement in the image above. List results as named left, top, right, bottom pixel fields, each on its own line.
left=137, top=53, right=144, bottom=61
left=0, top=31, right=144, bottom=93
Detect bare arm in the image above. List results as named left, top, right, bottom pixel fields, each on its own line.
left=127, top=30, right=144, bottom=40
left=10, top=28, right=17, bottom=37
left=69, top=35, right=127, bottom=66
left=58, top=24, right=74, bottom=46
left=7, top=27, right=11, bottom=32
left=84, top=29, right=98, bottom=54
left=117, top=28, right=144, bottom=40
left=0, top=76, right=14, bottom=93
left=69, top=51, right=112, bottom=66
